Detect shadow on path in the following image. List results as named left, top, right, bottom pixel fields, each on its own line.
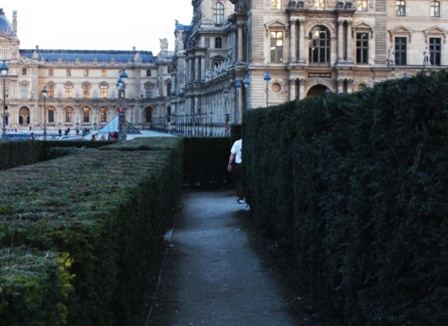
left=147, top=189, right=316, bottom=326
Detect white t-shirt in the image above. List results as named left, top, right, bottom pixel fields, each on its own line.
left=230, top=139, right=242, bottom=164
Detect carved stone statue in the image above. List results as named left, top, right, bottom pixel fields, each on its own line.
left=423, top=46, right=431, bottom=65
left=159, top=38, right=169, bottom=50
left=387, top=45, right=395, bottom=66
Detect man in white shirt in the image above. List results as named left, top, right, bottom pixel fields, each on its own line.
left=227, top=138, right=244, bottom=203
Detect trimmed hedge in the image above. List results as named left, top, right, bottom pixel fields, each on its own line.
left=0, top=137, right=183, bottom=325
left=243, top=71, right=448, bottom=325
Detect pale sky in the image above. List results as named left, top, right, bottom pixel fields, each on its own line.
left=0, top=0, right=193, bottom=53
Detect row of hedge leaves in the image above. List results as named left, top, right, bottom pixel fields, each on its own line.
left=0, top=137, right=183, bottom=325
left=243, top=70, right=448, bottom=325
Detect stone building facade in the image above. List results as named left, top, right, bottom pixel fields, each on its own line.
left=0, top=1, right=447, bottom=136
left=167, top=0, right=448, bottom=135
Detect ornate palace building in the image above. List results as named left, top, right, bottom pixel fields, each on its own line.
left=1, top=1, right=447, bottom=136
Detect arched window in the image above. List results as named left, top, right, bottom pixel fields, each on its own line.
left=100, top=83, right=108, bottom=98
left=309, top=25, right=330, bottom=63
left=65, top=82, right=73, bottom=98
left=396, top=1, right=406, bottom=16
left=145, top=108, right=152, bottom=123
left=47, top=107, right=55, bottom=123
left=82, top=107, right=90, bottom=123
left=431, top=1, right=440, bottom=17
left=213, top=2, right=225, bottom=25
left=65, top=107, right=73, bottom=123
left=100, top=106, right=108, bottom=123
left=83, top=83, right=90, bottom=98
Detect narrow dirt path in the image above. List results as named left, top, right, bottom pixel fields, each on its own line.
left=147, top=189, right=315, bottom=325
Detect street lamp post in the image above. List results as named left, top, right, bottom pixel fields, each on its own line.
left=235, top=80, right=241, bottom=124
left=243, top=75, right=250, bottom=111
left=116, top=68, right=128, bottom=141
left=41, top=86, right=48, bottom=140
left=263, top=70, right=271, bottom=107
left=223, top=87, right=229, bottom=133
left=1, top=60, right=9, bottom=139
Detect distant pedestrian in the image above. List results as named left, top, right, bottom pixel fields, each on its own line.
left=227, top=138, right=244, bottom=204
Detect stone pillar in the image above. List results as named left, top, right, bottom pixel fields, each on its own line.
left=298, top=18, right=306, bottom=63
left=290, top=20, right=297, bottom=62
left=346, top=20, right=354, bottom=63
left=238, top=23, right=244, bottom=62
left=337, top=20, right=344, bottom=63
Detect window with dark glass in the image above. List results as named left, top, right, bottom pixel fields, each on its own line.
left=145, top=108, right=152, bottom=123
left=146, top=70, right=151, bottom=77
left=100, top=107, right=108, bottom=123
left=167, top=82, right=172, bottom=96
left=396, top=1, right=406, bottom=16
left=309, top=26, right=330, bottom=63
left=431, top=1, right=440, bottom=17
left=356, top=33, right=369, bottom=64
left=395, top=37, right=407, bottom=65
left=215, top=37, right=222, bottom=49
left=429, top=38, right=441, bottom=65
left=48, top=107, right=55, bottom=123
left=22, top=68, right=26, bottom=75
left=82, top=107, right=90, bottom=123
left=270, top=31, right=283, bottom=63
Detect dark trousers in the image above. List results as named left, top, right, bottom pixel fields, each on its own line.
left=235, top=163, right=244, bottom=200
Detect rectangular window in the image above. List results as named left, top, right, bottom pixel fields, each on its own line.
left=431, top=1, right=440, bottom=17
left=21, top=84, right=27, bottom=98
left=100, top=84, right=108, bottom=98
left=83, top=85, right=90, bottom=98
left=395, top=37, right=407, bottom=65
left=357, top=0, right=367, bottom=11
left=48, top=84, right=55, bottom=98
left=65, top=85, right=72, bottom=98
left=65, top=109, right=72, bottom=123
left=270, top=31, right=283, bottom=63
left=396, top=1, right=406, bottom=16
left=48, top=109, right=55, bottom=123
left=146, top=70, right=151, bottom=77
left=101, top=69, right=107, bottom=77
left=48, top=69, right=53, bottom=77
left=272, top=0, right=281, bottom=9
left=66, top=69, right=71, bottom=77
left=429, top=38, right=441, bottom=66
left=315, top=0, right=325, bottom=10
left=356, top=33, right=369, bottom=64
left=83, top=69, right=89, bottom=77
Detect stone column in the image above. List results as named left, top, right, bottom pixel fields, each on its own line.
left=346, top=20, right=354, bottom=63
left=290, top=20, right=297, bottom=62
left=298, top=18, right=306, bottom=63
left=337, top=20, right=344, bottom=63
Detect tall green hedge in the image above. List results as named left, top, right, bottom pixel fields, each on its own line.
left=0, top=137, right=183, bottom=325
left=243, top=71, right=448, bottom=325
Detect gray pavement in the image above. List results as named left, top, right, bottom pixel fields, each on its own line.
left=147, top=189, right=312, bottom=326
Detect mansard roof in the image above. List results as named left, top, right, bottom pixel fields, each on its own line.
left=19, top=49, right=156, bottom=63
